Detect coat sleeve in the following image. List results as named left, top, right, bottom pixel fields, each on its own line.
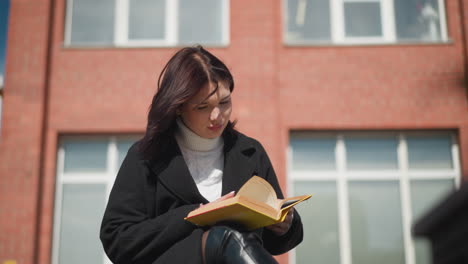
left=100, top=145, right=199, bottom=264
left=256, top=142, right=304, bottom=255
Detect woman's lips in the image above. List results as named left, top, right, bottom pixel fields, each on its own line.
left=208, top=124, right=223, bottom=131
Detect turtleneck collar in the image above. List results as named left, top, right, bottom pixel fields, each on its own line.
left=175, top=118, right=223, bottom=152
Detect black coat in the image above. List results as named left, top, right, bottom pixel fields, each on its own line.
left=100, top=130, right=303, bottom=264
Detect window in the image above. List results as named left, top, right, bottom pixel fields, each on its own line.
left=284, top=0, right=448, bottom=45
left=65, top=0, right=229, bottom=47
left=289, top=131, right=460, bottom=264
left=52, top=136, right=138, bottom=264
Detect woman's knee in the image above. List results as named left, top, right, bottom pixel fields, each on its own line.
left=202, top=226, right=277, bottom=264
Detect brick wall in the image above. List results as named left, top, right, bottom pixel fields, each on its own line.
left=0, top=0, right=51, bottom=263
left=0, top=0, right=467, bottom=264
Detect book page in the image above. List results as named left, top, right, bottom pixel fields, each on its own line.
left=279, top=194, right=313, bottom=211
left=281, top=198, right=301, bottom=209
left=237, top=176, right=278, bottom=208
left=187, top=196, right=239, bottom=217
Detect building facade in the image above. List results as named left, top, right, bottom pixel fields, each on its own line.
left=0, top=0, right=467, bottom=264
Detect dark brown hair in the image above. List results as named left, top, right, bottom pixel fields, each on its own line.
left=139, top=45, right=235, bottom=160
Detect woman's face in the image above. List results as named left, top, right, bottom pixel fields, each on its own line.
left=179, top=82, right=232, bottom=139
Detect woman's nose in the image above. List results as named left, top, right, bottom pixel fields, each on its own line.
left=210, top=107, right=220, bottom=121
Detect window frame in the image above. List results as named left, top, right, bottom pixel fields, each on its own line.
left=287, top=131, right=461, bottom=264
left=283, top=0, right=449, bottom=45
left=64, top=0, right=230, bottom=47
left=52, top=135, right=139, bottom=264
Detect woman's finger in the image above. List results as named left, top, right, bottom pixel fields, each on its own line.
left=199, top=191, right=236, bottom=208
left=217, top=191, right=235, bottom=201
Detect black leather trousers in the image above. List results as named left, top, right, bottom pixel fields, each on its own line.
left=204, top=226, right=279, bottom=264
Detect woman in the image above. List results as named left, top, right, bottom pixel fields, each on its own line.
left=100, top=46, right=303, bottom=264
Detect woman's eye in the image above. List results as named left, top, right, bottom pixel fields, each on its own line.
left=220, top=100, right=230, bottom=105
left=196, top=105, right=208, bottom=110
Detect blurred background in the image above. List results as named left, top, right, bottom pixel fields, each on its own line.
left=0, top=0, right=7, bottom=129
left=0, top=0, right=467, bottom=264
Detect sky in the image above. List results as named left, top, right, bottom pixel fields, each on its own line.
left=0, top=0, right=10, bottom=80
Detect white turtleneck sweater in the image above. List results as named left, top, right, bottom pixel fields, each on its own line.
left=175, top=119, right=223, bottom=202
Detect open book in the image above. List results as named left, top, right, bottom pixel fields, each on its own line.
left=185, top=176, right=312, bottom=230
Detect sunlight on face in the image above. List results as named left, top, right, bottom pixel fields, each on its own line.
left=179, top=82, right=232, bottom=139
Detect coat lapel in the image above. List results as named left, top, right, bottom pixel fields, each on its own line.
left=146, top=131, right=258, bottom=204
left=147, top=142, right=208, bottom=205
left=221, top=134, right=257, bottom=195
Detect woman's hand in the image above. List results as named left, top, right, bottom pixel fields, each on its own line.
left=199, top=191, right=236, bottom=208
left=265, top=208, right=295, bottom=236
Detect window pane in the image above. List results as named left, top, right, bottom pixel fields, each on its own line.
left=410, top=179, right=454, bottom=220
left=128, top=0, right=165, bottom=40
left=294, top=181, right=340, bottom=264
left=407, top=135, right=453, bottom=169
left=290, top=138, right=336, bottom=170
left=410, top=179, right=455, bottom=264
left=178, top=0, right=223, bottom=44
left=395, top=0, right=442, bottom=42
left=63, top=139, right=108, bottom=173
left=58, top=184, right=106, bottom=264
left=70, top=0, right=115, bottom=44
left=344, top=2, right=382, bottom=37
left=286, top=0, right=331, bottom=42
left=117, top=139, right=135, bottom=168
left=349, top=181, right=405, bottom=264
left=346, top=137, right=398, bottom=170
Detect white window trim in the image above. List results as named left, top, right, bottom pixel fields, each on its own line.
left=336, top=134, right=352, bottom=264
left=287, top=131, right=461, bottom=264
left=52, top=136, right=137, bottom=264
left=398, top=133, right=415, bottom=264
left=284, top=0, right=448, bottom=45
left=438, top=0, right=448, bottom=42
left=64, top=0, right=73, bottom=45
left=222, top=0, right=230, bottom=45
left=334, top=0, right=395, bottom=44
left=65, top=0, right=230, bottom=47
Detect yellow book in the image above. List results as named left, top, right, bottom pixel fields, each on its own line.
left=185, top=176, right=312, bottom=230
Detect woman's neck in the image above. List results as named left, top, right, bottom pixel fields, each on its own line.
left=175, top=118, right=223, bottom=152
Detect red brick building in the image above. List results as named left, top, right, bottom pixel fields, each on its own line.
left=1, top=0, right=467, bottom=264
